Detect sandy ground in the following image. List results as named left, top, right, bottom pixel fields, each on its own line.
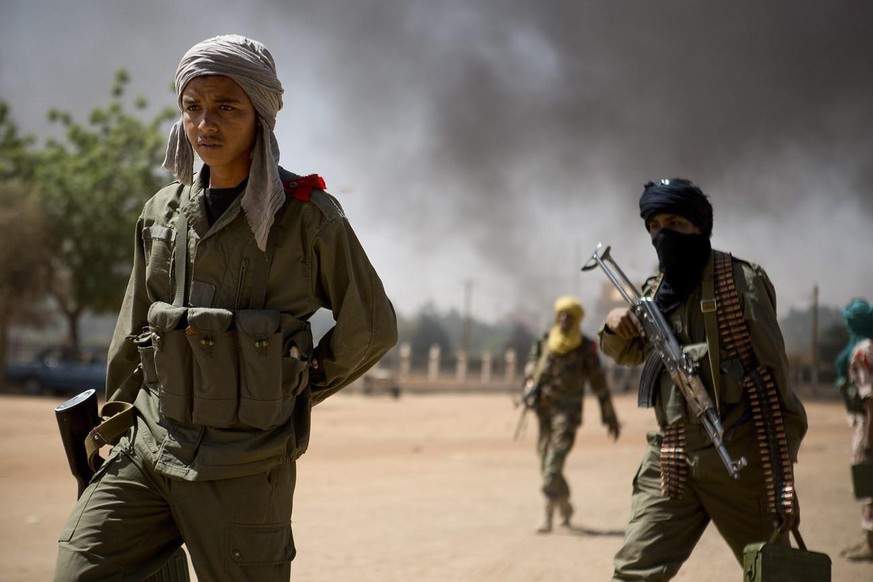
left=0, top=389, right=870, bottom=582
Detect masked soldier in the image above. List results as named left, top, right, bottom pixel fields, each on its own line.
left=599, top=179, right=807, bottom=581
left=524, top=295, right=620, bottom=533
left=53, top=35, right=398, bottom=581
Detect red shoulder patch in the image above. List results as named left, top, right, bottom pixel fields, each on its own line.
left=283, top=174, right=327, bottom=202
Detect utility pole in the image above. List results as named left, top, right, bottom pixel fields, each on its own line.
left=811, top=284, right=819, bottom=389
left=575, top=242, right=582, bottom=298
left=462, top=279, right=473, bottom=355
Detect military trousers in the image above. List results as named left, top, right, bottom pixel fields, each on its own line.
left=613, top=425, right=786, bottom=582
left=54, top=430, right=297, bottom=582
left=536, top=404, right=581, bottom=501
left=850, top=409, right=873, bottom=532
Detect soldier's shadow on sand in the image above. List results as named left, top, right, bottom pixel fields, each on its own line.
left=554, top=524, right=625, bottom=537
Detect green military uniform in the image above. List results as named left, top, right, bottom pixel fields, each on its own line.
left=54, top=167, right=398, bottom=581
left=530, top=334, right=616, bottom=504
left=600, top=252, right=807, bottom=581
left=526, top=294, right=620, bottom=534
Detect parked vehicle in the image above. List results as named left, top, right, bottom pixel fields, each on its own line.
left=4, top=346, right=106, bottom=396
left=362, top=366, right=401, bottom=398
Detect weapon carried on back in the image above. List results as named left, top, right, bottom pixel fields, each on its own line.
left=54, top=390, right=191, bottom=581
left=582, top=243, right=747, bottom=479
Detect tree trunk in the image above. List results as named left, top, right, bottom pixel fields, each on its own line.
left=0, top=310, right=8, bottom=391
left=65, top=308, right=81, bottom=349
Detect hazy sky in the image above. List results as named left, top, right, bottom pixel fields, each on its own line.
left=2, top=1, right=871, bottom=332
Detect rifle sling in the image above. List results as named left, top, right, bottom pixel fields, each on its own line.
left=85, top=400, right=135, bottom=471
left=171, top=187, right=190, bottom=308
left=700, top=253, right=720, bottom=415
left=530, top=341, right=552, bottom=395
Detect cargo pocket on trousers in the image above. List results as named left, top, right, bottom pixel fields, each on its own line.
left=187, top=307, right=238, bottom=428
left=148, top=302, right=193, bottom=424
left=58, top=446, right=125, bottom=543
left=236, top=310, right=283, bottom=430
left=226, top=522, right=296, bottom=568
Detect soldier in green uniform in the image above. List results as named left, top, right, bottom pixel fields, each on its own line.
left=599, top=179, right=807, bottom=581
left=524, top=295, right=620, bottom=533
left=53, top=35, right=398, bottom=581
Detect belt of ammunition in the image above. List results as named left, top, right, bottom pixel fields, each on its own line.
left=660, top=421, right=688, bottom=499
left=714, top=251, right=795, bottom=520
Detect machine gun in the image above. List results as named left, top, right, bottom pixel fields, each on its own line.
left=582, top=243, right=747, bottom=479
left=54, top=390, right=191, bottom=581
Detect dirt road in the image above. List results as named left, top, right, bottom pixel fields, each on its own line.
left=0, top=391, right=869, bottom=581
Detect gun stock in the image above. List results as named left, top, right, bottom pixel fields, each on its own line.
left=53, top=389, right=193, bottom=581
left=583, top=243, right=747, bottom=479
left=54, top=389, right=101, bottom=498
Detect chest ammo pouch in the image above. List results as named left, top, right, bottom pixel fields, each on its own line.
left=743, top=527, right=831, bottom=582
left=138, top=190, right=312, bottom=431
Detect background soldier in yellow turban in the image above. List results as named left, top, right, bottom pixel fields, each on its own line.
left=524, top=296, right=620, bottom=533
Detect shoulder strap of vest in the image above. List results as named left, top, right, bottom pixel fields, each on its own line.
left=249, top=195, right=291, bottom=310
left=172, top=185, right=191, bottom=307
left=700, top=251, right=722, bottom=414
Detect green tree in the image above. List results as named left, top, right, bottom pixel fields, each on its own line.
left=503, top=320, right=537, bottom=367
left=0, top=106, right=50, bottom=384
left=0, top=102, right=38, bottom=182
left=818, top=321, right=850, bottom=384
left=35, top=70, right=174, bottom=347
left=409, top=304, right=453, bottom=367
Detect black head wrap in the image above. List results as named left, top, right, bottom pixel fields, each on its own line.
left=639, top=178, right=713, bottom=238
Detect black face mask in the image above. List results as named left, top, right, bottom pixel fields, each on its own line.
left=652, top=229, right=711, bottom=313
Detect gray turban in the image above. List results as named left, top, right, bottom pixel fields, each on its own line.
left=163, top=34, right=285, bottom=251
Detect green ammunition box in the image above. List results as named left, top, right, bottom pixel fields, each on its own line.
left=743, top=529, right=830, bottom=582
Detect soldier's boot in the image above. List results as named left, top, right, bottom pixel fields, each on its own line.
left=557, top=497, right=574, bottom=528
left=536, top=500, right=555, bottom=534
left=841, top=531, right=873, bottom=562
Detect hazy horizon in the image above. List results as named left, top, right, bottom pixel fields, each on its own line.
left=2, top=1, right=871, bottom=333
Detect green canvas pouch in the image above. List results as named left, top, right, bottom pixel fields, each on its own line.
left=147, top=301, right=193, bottom=424
left=236, top=309, right=284, bottom=430
left=186, top=307, right=238, bottom=428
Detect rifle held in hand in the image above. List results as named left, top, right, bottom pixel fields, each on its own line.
left=583, top=243, right=747, bottom=479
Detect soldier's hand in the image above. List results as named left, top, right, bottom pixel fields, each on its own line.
left=775, top=490, right=800, bottom=535
left=605, top=307, right=644, bottom=340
